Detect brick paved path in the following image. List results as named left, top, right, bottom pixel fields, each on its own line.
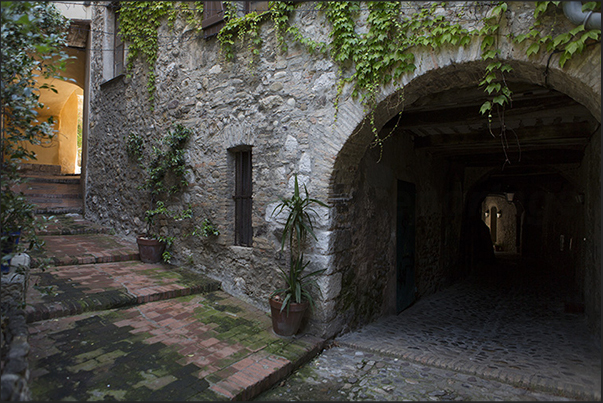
left=25, top=214, right=324, bottom=401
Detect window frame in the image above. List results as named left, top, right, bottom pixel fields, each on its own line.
left=202, top=1, right=269, bottom=39
left=113, top=4, right=124, bottom=77
left=233, top=149, right=253, bottom=247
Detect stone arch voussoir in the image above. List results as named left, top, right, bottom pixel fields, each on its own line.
left=328, top=42, right=601, bottom=199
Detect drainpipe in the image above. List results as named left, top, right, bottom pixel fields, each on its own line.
left=562, top=1, right=601, bottom=30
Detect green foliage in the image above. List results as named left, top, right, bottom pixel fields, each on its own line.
left=123, top=1, right=599, bottom=163
left=145, top=124, right=191, bottom=198
left=125, top=132, right=144, bottom=165
left=271, top=174, right=328, bottom=312
left=1, top=1, right=70, bottom=268
left=512, top=1, right=601, bottom=68
left=216, top=1, right=599, bottom=149
left=127, top=124, right=218, bottom=263
left=478, top=1, right=600, bottom=167
left=272, top=254, right=324, bottom=314
left=218, top=1, right=272, bottom=68
left=117, top=1, right=203, bottom=103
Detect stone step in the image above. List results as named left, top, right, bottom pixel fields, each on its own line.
left=12, top=175, right=83, bottom=213
left=30, top=233, right=139, bottom=268
left=31, top=201, right=83, bottom=215
left=36, top=214, right=111, bottom=236
left=22, top=174, right=81, bottom=184
left=25, top=260, right=222, bottom=323
left=17, top=163, right=62, bottom=175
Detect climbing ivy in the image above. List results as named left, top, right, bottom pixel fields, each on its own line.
left=218, top=2, right=598, bottom=112
left=125, top=125, right=219, bottom=262
left=118, top=1, right=600, bottom=154
left=117, top=1, right=203, bottom=103
left=218, top=2, right=272, bottom=69
left=475, top=1, right=601, bottom=166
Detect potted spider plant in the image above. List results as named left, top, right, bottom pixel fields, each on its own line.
left=269, top=174, right=328, bottom=336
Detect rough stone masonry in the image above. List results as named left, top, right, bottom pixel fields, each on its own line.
left=85, top=2, right=601, bottom=340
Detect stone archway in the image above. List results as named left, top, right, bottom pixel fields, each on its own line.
left=26, top=27, right=89, bottom=176
left=321, top=43, right=600, bottom=339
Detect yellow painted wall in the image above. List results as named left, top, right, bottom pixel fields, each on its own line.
left=21, top=88, right=81, bottom=173
left=58, top=91, right=79, bottom=174
left=22, top=116, right=60, bottom=166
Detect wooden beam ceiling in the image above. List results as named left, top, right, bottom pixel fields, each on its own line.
left=385, top=83, right=598, bottom=167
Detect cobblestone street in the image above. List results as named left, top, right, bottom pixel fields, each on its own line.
left=257, top=254, right=601, bottom=402
left=255, top=344, right=575, bottom=401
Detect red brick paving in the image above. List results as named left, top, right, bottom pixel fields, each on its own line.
left=26, top=212, right=326, bottom=400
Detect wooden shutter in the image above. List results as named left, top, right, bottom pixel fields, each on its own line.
left=234, top=150, right=252, bottom=246
left=202, top=1, right=225, bottom=38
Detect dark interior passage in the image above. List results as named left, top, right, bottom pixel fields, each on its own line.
left=331, top=77, right=600, bottom=346
left=336, top=253, right=601, bottom=399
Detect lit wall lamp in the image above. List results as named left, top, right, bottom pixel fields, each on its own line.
left=485, top=209, right=490, bottom=217
left=496, top=210, right=502, bottom=218
left=505, top=192, right=515, bottom=203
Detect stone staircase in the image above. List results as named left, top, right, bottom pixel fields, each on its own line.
left=15, top=163, right=83, bottom=214
left=13, top=164, right=222, bottom=322
left=2, top=162, right=325, bottom=402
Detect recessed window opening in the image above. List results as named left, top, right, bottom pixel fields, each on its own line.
left=234, top=149, right=252, bottom=246
left=113, top=4, right=124, bottom=77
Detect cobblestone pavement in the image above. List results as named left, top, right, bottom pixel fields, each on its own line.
left=254, top=344, right=575, bottom=401
left=257, top=255, right=601, bottom=401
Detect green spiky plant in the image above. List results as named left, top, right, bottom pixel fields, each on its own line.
left=271, top=174, right=328, bottom=314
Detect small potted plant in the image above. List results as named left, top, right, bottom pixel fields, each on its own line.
left=269, top=174, right=328, bottom=336
left=127, top=124, right=219, bottom=263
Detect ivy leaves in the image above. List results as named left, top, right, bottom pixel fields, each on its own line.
left=513, top=1, right=601, bottom=68
left=218, top=2, right=271, bottom=67
left=118, top=1, right=204, bottom=103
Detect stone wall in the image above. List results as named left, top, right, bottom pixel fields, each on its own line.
left=329, top=129, right=464, bottom=335
left=85, top=2, right=601, bottom=339
left=580, top=127, right=601, bottom=343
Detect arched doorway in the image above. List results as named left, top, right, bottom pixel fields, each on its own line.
left=328, top=59, right=600, bottom=339
left=22, top=23, right=89, bottom=177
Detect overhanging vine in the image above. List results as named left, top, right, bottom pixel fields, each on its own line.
left=117, top=1, right=204, bottom=103
left=117, top=1, right=600, bottom=157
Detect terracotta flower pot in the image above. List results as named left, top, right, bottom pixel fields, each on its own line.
left=136, top=236, right=166, bottom=263
left=269, top=296, right=309, bottom=337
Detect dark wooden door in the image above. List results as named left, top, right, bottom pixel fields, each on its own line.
left=396, top=180, right=416, bottom=313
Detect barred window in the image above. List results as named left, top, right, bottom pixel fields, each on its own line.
left=233, top=149, right=252, bottom=246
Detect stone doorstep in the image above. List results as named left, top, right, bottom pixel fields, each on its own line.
left=210, top=335, right=326, bottom=401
